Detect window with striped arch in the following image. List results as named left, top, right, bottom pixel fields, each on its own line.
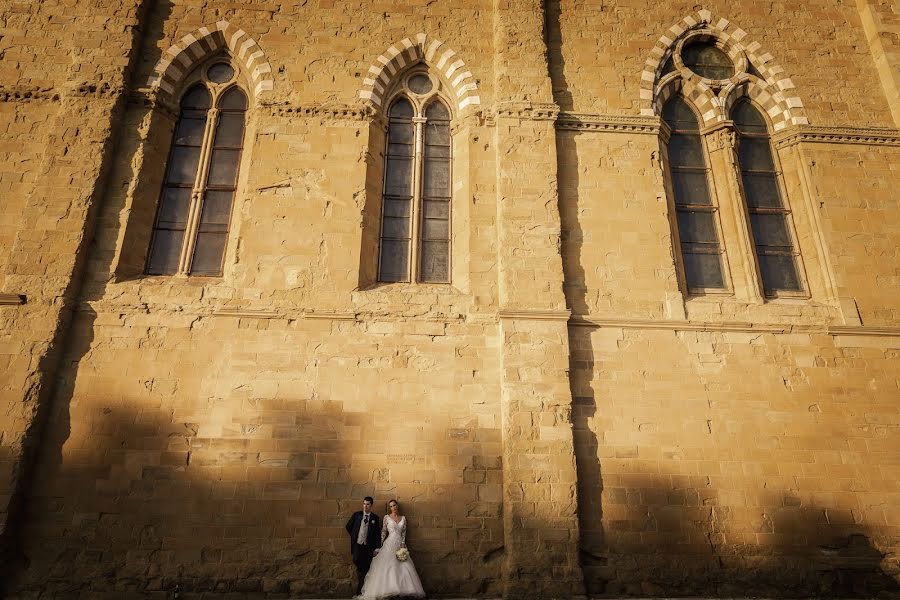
left=378, top=70, right=452, bottom=284
left=146, top=60, right=247, bottom=277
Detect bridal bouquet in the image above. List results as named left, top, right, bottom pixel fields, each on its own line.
left=395, top=548, right=409, bottom=562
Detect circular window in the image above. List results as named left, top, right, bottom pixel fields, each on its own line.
left=207, top=62, right=236, bottom=84
left=407, top=74, right=433, bottom=95
left=681, top=41, right=733, bottom=80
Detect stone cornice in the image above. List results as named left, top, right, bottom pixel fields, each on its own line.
left=499, top=309, right=572, bottom=321
left=493, top=102, right=560, bottom=121
left=0, top=86, right=60, bottom=103
left=262, top=102, right=373, bottom=121
left=1, top=82, right=124, bottom=104
left=556, top=113, right=662, bottom=134
left=0, top=293, right=26, bottom=306
left=774, top=125, right=900, bottom=148
left=213, top=308, right=358, bottom=321
left=569, top=315, right=900, bottom=337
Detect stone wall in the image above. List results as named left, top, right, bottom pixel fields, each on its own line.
left=1, top=1, right=898, bottom=598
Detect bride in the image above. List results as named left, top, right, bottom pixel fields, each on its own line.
left=359, top=499, right=425, bottom=599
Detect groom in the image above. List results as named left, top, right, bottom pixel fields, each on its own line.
left=345, top=496, right=381, bottom=596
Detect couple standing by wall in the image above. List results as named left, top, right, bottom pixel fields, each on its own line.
left=345, top=496, right=425, bottom=599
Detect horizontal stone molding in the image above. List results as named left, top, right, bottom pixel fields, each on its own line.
left=556, top=113, right=662, bottom=134
left=499, top=309, right=572, bottom=321
left=262, top=102, right=373, bottom=122
left=213, top=308, right=358, bottom=321
left=212, top=308, right=284, bottom=319
left=493, top=101, right=560, bottom=121
left=774, top=125, right=900, bottom=148
left=570, top=315, right=900, bottom=337
left=0, top=293, right=26, bottom=306
left=0, top=83, right=123, bottom=103
left=0, top=86, right=59, bottom=103
left=304, top=311, right=358, bottom=321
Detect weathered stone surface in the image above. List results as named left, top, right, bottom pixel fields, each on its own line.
left=0, top=1, right=898, bottom=598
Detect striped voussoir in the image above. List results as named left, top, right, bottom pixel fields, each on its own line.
left=359, top=33, right=481, bottom=113
left=640, top=9, right=808, bottom=131
left=146, top=20, right=275, bottom=100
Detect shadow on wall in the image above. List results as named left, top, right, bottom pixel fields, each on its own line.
left=8, top=313, right=505, bottom=598
left=568, top=325, right=900, bottom=599
left=0, top=0, right=174, bottom=591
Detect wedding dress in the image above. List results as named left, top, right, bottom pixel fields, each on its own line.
left=359, top=515, right=425, bottom=599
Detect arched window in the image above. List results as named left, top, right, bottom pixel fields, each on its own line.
left=146, top=60, right=247, bottom=276
left=378, top=71, right=451, bottom=283
left=662, top=96, right=726, bottom=292
left=732, top=100, right=802, bottom=294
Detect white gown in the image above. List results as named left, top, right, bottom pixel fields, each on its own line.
left=359, top=515, right=425, bottom=599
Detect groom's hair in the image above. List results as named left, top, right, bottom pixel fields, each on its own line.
left=363, top=496, right=374, bottom=503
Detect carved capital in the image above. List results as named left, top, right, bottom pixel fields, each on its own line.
left=703, top=122, right=737, bottom=152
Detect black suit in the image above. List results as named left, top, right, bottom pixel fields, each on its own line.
left=345, top=511, right=381, bottom=595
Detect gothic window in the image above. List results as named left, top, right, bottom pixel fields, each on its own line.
left=662, top=95, right=726, bottom=291
left=378, top=71, right=451, bottom=283
left=732, top=100, right=802, bottom=295
left=146, top=61, right=247, bottom=276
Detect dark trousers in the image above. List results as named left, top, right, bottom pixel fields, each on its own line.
left=352, top=542, right=374, bottom=595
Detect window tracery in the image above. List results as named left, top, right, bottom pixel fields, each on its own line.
left=378, top=70, right=452, bottom=284
left=146, top=59, right=247, bottom=277
left=657, top=34, right=807, bottom=299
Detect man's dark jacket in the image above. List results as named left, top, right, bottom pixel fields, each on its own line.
left=345, top=511, right=382, bottom=556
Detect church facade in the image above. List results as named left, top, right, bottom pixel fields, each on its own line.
left=1, top=1, right=899, bottom=597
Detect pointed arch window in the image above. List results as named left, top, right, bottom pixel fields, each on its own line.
left=146, top=61, right=247, bottom=277
left=732, top=100, right=802, bottom=295
left=662, top=96, right=726, bottom=291
left=378, top=72, right=452, bottom=283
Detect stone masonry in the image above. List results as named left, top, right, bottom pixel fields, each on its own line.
left=0, top=1, right=899, bottom=598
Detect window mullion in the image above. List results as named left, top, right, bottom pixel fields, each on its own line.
left=410, top=115, right=427, bottom=282
left=179, top=106, right=219, bottom=274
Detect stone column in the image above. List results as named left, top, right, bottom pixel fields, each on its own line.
left=0, top=0, right=150, bottom=583
left=702, top=122, right=762, bottom=302
left=492, top=1, right=585, bottom=597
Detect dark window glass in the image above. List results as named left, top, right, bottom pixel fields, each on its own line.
left=681, top=41, right=734, bottom=79
left=420, top=101, right=451, bottom=283
left=378, top=97, right=415, bottom=282
left=420, top=240, right=449, bottom=283
left=147, top=79, right=245, bottom=277
left=677, top=212, right=718, bottom=245
left=189, top=85, right=246, bottom=276
left=733, top=100, right=802, bottom=294
left=682, top=252, right=725, bottom=289
left=662, top=95, right=701, bottom=130
left=737, top=137, right=776, bottom=171
left=732, top=101, right=768, bottom=133
left=146, top=188, right=191, bottom=275
left=147, top=85, right=210, bottom=275
left=379, top=239, right=410, bottom=282
left=663, top=96, right=725, bottom=291
left=408, top=74, right=433, bottom=95
left=207, top=63, right=235, bottom=84
left=218, top=87, right=248, bottom=110
left=670, top=170, right=713, bottom=206
left=182, top=85, right=211, bottom=110
left=758, top=253, right=801, bottom=292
